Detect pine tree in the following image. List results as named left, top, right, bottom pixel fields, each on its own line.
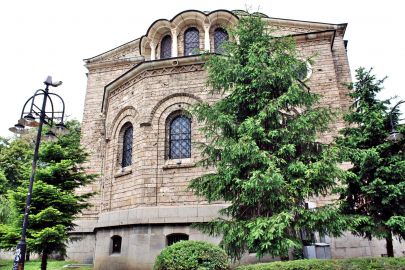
left=0, top=120, right=96, bottom=270
left=190, top=14, right=346, bottom=259
left=337, top=68, right=405, bottom=257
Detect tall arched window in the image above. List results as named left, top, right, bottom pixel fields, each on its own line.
left=184, top=27, right=199, bottom=56
left=214, top=28, right=228, bottom=54
left=121, top=124, right=133, bottom=167
left=169, top=115, right=191, bottom=159
left=160, top=35, right=172, bottom=59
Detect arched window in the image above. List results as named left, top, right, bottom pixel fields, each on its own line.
left=214, top=28, right=228, bottom=54
left=169, top=115, right=191, bottom=159
left=160, top=35, right=172, bottom=59
left=184, top=27, right=199, bottom=56
left=111, top=235, right=122, bottom=254
left=167, top=233, right=189, bottom=246
left=121, top=124, right=133, bottom=167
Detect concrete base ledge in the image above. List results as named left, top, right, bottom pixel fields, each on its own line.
left=73, top=204, right=228, bottom=232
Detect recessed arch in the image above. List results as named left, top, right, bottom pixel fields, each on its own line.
left=146, top=93, right=203, bottom=125
left=108, top=106, right=138, bottom=140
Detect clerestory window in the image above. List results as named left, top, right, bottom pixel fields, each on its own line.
left=214, top=28, right=228, bottom=54
left=160, top=35, right=172, bottom=59
left=184, top=27, right=199, bottom=56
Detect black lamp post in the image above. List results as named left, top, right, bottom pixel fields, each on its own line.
left=386, top=100, right=404, bottom=143
left=9, top=76, right=68, bottom=270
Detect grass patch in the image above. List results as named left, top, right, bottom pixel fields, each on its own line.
left=0, top=259, right=93, bottom=270
left=236, top=258, right=405, bottom=270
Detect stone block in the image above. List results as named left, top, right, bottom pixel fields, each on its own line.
left=158, top=206, right=179, bottom=218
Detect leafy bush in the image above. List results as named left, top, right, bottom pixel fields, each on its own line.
left=154, top=240, right=229, bottom=270
left=236, top=258, right=405, bottom=270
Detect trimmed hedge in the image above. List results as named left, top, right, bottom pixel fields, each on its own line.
left=236, top=258, right=405, bottom=270
left=154, top=240, right=229, bottom=270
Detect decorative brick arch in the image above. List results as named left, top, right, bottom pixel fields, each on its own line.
left=145, top=93, right=203, bottom=126
left=107, top=106, right=138, bottom=140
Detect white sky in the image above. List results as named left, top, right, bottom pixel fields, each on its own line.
left=0, top=0, right=404, bottom=137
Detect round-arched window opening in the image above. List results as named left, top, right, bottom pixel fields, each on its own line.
left=296, top=61, right=313, bottom=82
left=168, top=115, right=191, bottom=159
left=121, top=124, right=133, bottom=167
left=214, top=28, right=229, bottom=54
left=160, top=35, right=172, bottom=59
left=184, top=28, right=200, bottom=56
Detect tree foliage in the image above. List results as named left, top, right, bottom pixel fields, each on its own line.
left=190, top=14, right=346, bottom=259
left=0, top=136, right=33, bottom=192
left=0, top=120, right=96, bottom=269
left=336, top=68, right=405, bottom=257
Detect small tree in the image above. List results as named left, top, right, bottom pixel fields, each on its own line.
left=0, top=120, right=96, bottom=270
left=337, top=68, right=405, bottom=257
left=154, top=240, right=229, bottom=270
left=190, top=14, right=346, bottom=259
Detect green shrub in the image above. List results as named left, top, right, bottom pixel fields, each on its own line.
left=154, top=240, right=229, bottom=270
left=236, top=258, right=405, bottom=270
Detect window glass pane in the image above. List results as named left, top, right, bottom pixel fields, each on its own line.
left=160, top=35, right=172, bottom=59
left=184, top=28, right=199, bottom=56
left=122, top=125, right=133, bottom=167
left=169, top=115, right=191, bottom=159
left=214, top=28, right=228, bottom=54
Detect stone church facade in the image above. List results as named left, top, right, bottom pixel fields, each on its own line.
left=67, top=9, right=404, bottom=270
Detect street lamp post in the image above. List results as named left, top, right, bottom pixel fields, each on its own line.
left=9, top=76, right=68, bottom=270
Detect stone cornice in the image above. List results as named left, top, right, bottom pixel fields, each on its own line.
left=86, top=58, right=143, bottom=73
left=84, top=38, right=141, bottom=64
left=265, top=17, right=347, bottom=35
left=71, top=204, right=228, bottom=232
left=292, top=29, right=337, bottom=49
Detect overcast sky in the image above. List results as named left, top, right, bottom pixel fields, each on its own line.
left=0, top=0, right=404, bottom=137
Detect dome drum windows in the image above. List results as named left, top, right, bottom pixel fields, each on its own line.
left=140, top=10, right=239, bottom=60
left=160, top=35, right=172, bottom=59
left=214, top=27, right=228, bottom=54
left=184, top=27, right=200, bottom=56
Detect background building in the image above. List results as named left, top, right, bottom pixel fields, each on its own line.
left=67, top=9, right=404, bottom=270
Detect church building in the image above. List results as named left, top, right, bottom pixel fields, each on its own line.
left=67, top=9, right=404, bottom=270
